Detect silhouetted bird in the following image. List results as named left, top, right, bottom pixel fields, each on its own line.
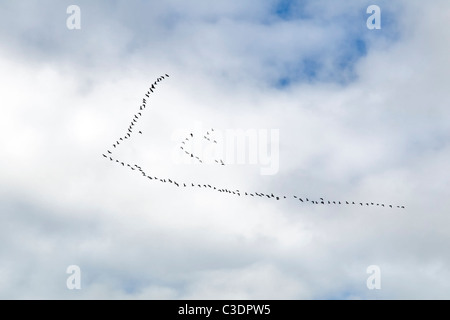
left=139, top=131, right=142, bottom=134
left=107, top=150, right=112, bottom=154
left=102, top=154, right=107, bottom=158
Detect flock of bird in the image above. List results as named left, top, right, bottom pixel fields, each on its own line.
left=179, top=129, right=225, bottom=165
left=101, top=74, right=406, bottom=210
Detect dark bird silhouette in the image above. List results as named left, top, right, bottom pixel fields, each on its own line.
left=139, top=131, right=142, bottom=134
left=102, top=154, right=107, bottom=158
left=107, top=150, right=112, bottom=154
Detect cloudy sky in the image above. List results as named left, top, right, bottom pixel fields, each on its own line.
left=0, top=0, right=449, bottom=299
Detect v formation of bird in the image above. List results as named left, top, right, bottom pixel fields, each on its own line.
left=101, top=74, right=406, bottom=210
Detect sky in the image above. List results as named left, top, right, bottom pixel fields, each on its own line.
left=0, top=0, right=449, bottom=299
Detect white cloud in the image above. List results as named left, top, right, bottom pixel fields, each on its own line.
left=0, top=0, right=449, bottom=299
